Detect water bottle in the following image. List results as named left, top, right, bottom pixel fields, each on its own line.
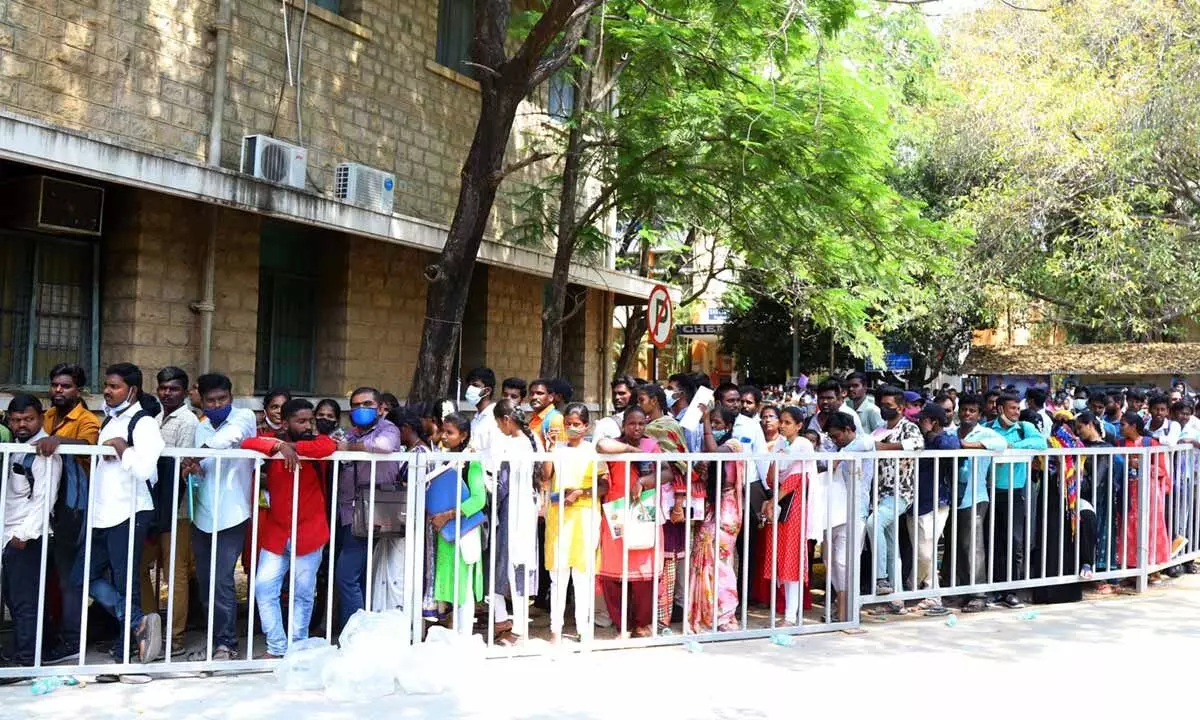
left=30, top=677, right=65, bottom=696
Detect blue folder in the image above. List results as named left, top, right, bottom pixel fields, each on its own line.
left=426, top=462, right=487, bottom=543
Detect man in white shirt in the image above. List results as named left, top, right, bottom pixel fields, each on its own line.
left=465, top=367, right=499, bottom=455
left=3, top=395, right=62, bottom=668
left=826, top=412, right=875, bottom=621
left=593, top=376, right=636, bottom=442
left=1147, top=393, right=1182, bottom=446
left=184, top=372, right=258, bottom=662
left=90, top=363, right=166, bottom=665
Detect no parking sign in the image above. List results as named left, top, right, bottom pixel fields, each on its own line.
left=647, top=284, right=673, bottom=348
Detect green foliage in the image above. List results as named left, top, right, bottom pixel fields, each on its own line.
left=918, top=0, right=1200, bottom=342
left=505, top=1, right=962, bottom=366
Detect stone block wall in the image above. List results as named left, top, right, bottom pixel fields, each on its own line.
left=1, top=0, right=563, bottom=242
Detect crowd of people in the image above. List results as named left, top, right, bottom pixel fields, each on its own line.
left=2, top=362, right=1198, bottom=677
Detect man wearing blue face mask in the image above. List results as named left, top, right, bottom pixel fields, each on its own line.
left=185, top=372, right=258, bottom=661
left=333, top=387, right=401, bottom=631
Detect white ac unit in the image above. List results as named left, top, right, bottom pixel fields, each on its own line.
left=334, top=163, right=396, bottom=213
left=239, top=135, right=308, bottom=189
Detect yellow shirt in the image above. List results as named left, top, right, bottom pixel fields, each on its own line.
left=44, top=401, right=101, bottom=476
left=544, top=441, right=607, bottom=572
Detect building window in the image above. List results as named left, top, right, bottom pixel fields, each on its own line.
left=255, top=222, right=317, bottom=393
left=313, top=0, right=341, bottom=13
left=436, top=0, right=475, bottom=76
left=0, top=233, right=97, bottom=388
left=548, top=70, right=576, bottom=121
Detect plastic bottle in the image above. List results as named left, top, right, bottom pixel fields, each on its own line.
left=944, top=614, right=958, bottom=628
left=770, top=634, right=796, bottom=647
left=30, top=676, right=78, bottom=696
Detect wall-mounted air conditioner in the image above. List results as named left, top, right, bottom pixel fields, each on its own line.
left=334, top=163, right=396, bottom=213
left=1, top=175, right=105, bottom=236
left=239, top=134, right=308, bottom=189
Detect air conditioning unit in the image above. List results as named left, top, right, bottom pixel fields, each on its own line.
left=334, top=163, right=396, bottom=213
left=240, top=134, right=307, bottom=189
left=1, top=175, right=104, bottom=236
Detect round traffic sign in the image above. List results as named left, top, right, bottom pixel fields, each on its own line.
left=647, top=284, right=673, bottom=348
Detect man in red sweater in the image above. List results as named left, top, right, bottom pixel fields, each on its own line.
left=242, top=398, right=335, bottom=658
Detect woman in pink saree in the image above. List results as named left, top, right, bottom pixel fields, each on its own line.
left=1117, top=412, right=1172, bottom=571
left=689, top=406, right=745, bottom=633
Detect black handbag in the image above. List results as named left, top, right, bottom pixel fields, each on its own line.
left=351, top=484, right=408, bottom=538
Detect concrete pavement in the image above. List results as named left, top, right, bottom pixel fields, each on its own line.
left=4, top=577, right=1198, bottom=720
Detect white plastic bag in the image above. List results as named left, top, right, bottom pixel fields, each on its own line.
left=274, top=637, right=338, bottom=691
left=321, top=651, right=396, bottom=702
left=394, top=626, right=486, bottom=696
left=338, top=607, right=412, bottom=654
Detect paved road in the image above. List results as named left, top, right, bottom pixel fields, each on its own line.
left=5, top=578, right=1198, bottom=720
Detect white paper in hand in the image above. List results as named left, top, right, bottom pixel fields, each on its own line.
left=681, top=386, right=715, bottom=431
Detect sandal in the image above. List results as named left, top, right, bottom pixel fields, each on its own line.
left=495, top=631, right=521, bottom=647
left=490, top=620, right=513, bottom=644
left=923, top=606, right=951, bottom=617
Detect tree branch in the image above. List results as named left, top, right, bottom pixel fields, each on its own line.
left=522, top=1, right=604, bottom=89
left=490, top=151, right=557, bottom=185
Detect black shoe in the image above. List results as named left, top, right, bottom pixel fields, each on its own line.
left=1165, top=565, right=1184, bottom=579
left=1002, top=593, right=1025, bottom=609
left=42, top=643, right=79, bottom=666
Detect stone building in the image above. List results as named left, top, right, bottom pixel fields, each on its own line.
left=0, top=0, right=662, bottom=406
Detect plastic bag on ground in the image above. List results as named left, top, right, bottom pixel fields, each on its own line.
left=338, top=607, right=412, bottom=655
left=274, top=637, right=339, bottom=691
left=394, top=627, right=486, bottom=696
left=322, top=651, right=397, bottom=702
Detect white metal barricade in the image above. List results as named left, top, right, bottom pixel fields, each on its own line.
left=0, top=442, right=1195, bottom=680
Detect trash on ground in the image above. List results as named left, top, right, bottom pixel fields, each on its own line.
left=945, top=614, right=958, bottom=627
left=30, top=676, right=79, bottom=696
left=685, top=641, right=703, bottom=653
left=769, top=634, right=796, bottom=647
left=1020, top=610, right=1039, bottom=621
left=274, top=637, right=339, bottom=691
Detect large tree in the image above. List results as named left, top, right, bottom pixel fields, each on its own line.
left=916, top=0, right=1200, bottom=342
left=510, top=2, right=962, bottom=378
left=407, top=0, right=603, bottom=403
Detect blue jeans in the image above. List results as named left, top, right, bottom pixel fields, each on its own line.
left=88, top=512, right=151, bottom=658
left=334, top=524, right=368, bottom=631
left=867, top=495, right=910, bottom=586
left=193, top=521, right=246, bottom=650
left=255, top=542, right=323, bottom=655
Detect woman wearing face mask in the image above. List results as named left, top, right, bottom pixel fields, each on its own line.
left=314, top=399, right=345, bottom=442
left=542, top=403, right=607, bottom=643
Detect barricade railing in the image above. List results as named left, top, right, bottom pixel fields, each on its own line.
left=0, top=441, right=1195, bottom=680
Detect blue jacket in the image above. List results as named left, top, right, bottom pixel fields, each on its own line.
left=983, top=419, right=1048, bottom=490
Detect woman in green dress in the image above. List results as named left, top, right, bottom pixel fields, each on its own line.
left=430, top=413, right=487, bottom=635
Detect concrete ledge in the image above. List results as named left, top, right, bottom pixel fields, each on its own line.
left=0, top=110, right=679, bottom=303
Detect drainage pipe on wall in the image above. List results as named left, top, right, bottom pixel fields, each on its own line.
left=196, top=0, right=232, bottom=374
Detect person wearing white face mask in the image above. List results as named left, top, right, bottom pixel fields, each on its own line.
left=666, top=373, right=702, bottom=452
left=464, top=368, right=500, bottom=458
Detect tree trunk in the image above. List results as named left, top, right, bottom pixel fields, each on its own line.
left=407, top=0, right=598, bottom=403
left=539, top=14, right=600, bottom=379
left=408, top=86, right=522, bottom=403
left=614, top=309, right=648, bottom=378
